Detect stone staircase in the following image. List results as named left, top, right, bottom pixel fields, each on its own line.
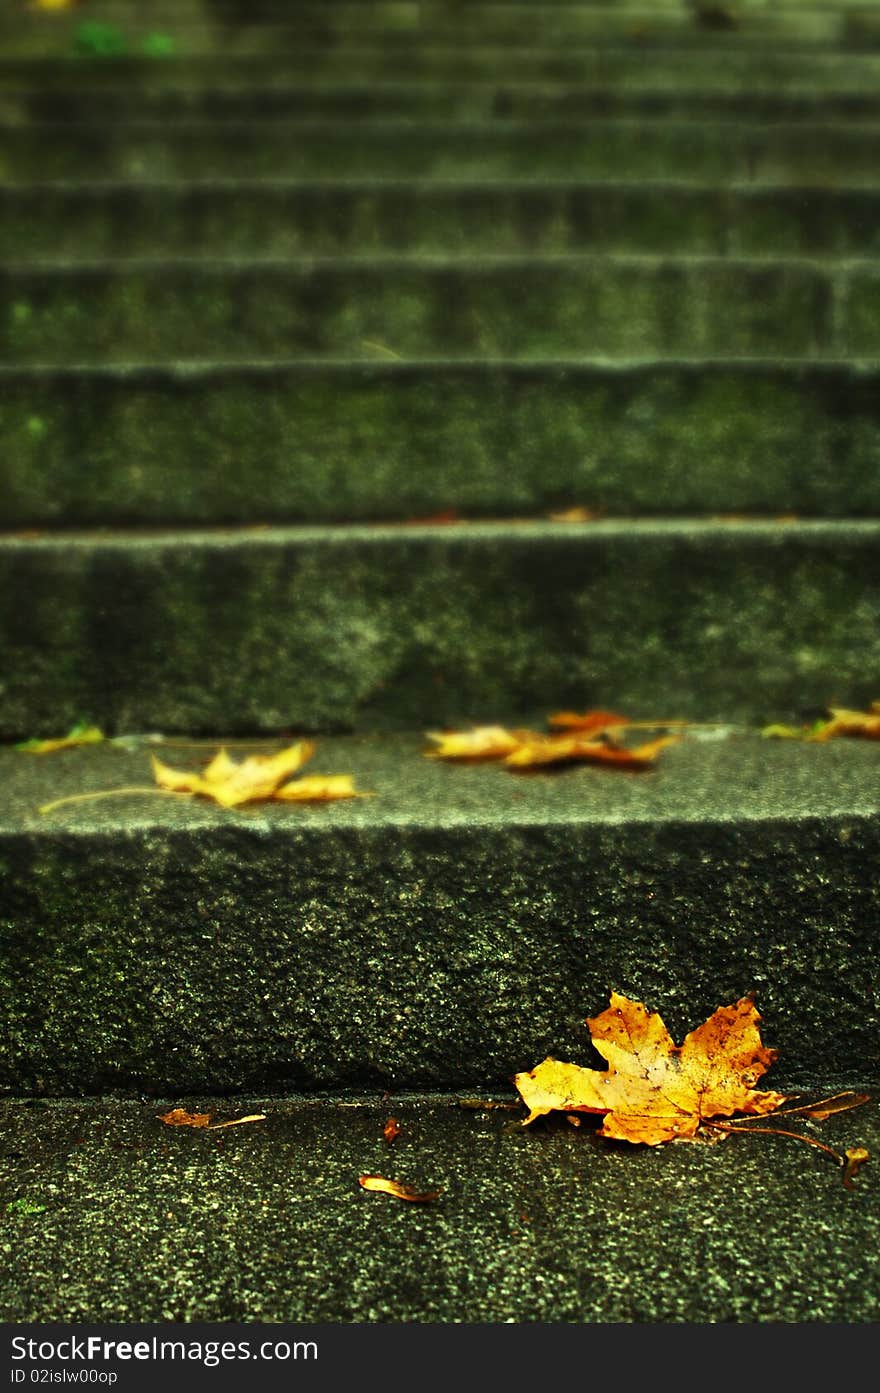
left=0, top=0, right=878, bottom=1325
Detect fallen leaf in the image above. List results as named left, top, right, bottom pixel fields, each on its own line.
left=150, top=741, right=362, bottom=808
left=547, top=709, right=631, bottom=735
left=424, top=726, right=530, bottom=762
left=812, top=703, right=880, bottom=742
left=383, top=1118, right=401, bottom=1143
left=158, top=1108, right=212, bottom=1129
left=763, top=702, right=880, bottom=742
left=157, top=1108, right=266, bottom=1130
left=504, top=733, right=678, bottom=770
left=515, top=993, right=788, bottom=1145
left=548, top=506, right=599, bottom=523
left=843, top=1147, right=870, bottom=1190
left=358, top=1175, right=441, bottom=1202
left=16, top=721, right=104, bottom=754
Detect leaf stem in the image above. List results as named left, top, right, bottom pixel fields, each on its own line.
left=38, top=787, right=192, bottom=815
left=704, top=1119, right=845, bottom=1165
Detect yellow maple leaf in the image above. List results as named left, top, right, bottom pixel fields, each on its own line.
left=358, top=1175, right=441, bottom=1202
left=150, top=741, right=361, bottom=809
left=424, top=726, right=530, bottom=761
left=504, top=733, right=678, bottom=770
left=515, top=993, right=788, bottom=1145
left=16, top=722, right=104, bottom=754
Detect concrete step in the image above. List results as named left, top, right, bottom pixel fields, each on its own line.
left=9, top=80, right=880, bottom=123
left=7, top=46, right=880, bottom=86
left=0, top=12, right=863, bottom=55
left=5, top=2, right=875, bottom=46
left=0, top=521, right=877, bottom=737
left=0, top=1094, right=877, bottom=1322
left=1, top=254, right=867, bottom=362
left=2, top=733, right=879, bottom=1093
left=5, top=180, right=880, bottom=261
left=4, top=359, right=880, bottom=528
left=4, top=117, right=878, bottom=183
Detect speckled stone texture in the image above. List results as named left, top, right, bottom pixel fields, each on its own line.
left=0, top=1095, right=877, bottom=1323
left=5, top=361, right=880, bottom=527
left=1, top=522, right=878, bottom=738
left=1, top=736, right=878, bottom=1093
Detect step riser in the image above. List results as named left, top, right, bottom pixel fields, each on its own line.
left=4, top=121, right=877, bottom=182
left=1, top=259, right=867, bottom=361
left=7, top=49, right=880, bottom=84
left=2, top=810, right=877, bottom=1092
left=6, top=184, right=880, bottom=260
left=0, top=525, right=877, bottom=736
left=0, top=15, right=856, bottom=53
left=9, top=86, right=880, bottom=121
left=4, top=363, right=880, bottom=526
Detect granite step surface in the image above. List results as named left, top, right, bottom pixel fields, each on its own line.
left=0, top=1094, right=877, bottom=1322
left=1, top=254, right=870, bottom=362
left=4, top=359, right=880, bottom=528
left=4, top=117, right=879, bottom=182
left=0, top=520, right=877, bottom=737
left=5, top=180, right=880, bottom=261
left=1, top=733, right=879, bottom=1093
left=10, top=82, right=880, bottom=122
left=8, top=46, right=880, bottom=86
left=1, top=4, right=869, bottom=52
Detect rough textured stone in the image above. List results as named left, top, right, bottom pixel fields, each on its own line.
left=5, top=181, right=880, bottom=261
left=3, top=118, right=879, bottom=182
left=1, top=736, right=878, bottom=1092
left=4, top=361, right=880, bottom=527
left=1, top=521, right=879, bottom=736
left=0, top=1095, right=877, bottom=1322
left=0, top=255, right=845, bottom=362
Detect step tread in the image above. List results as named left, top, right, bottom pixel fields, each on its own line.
left=0, top=1096, right=877, bottom=1323
left=3, top=730, right=880, bottom=832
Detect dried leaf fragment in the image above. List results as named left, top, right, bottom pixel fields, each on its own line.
left=151, top=741, right=363, bottom=808
left=358, top=1175, right=441, bottom=1202
left=16, top=721, right=104, bottom=755
left=515, top=993, right=788, bottom=1145
left=383, top=1118, right=401, bottom=1143
left=504, top=733, right=678, bottom=770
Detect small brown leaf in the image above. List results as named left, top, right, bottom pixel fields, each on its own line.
left=843, top=1147, right=870, bottom=1190
left=383, top=1118, right=401, bottom=1143
left=358, top=1175, right=441, bottom=1202
left=158, top=1108, right=211, bottom=1129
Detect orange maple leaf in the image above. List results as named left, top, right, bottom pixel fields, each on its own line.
left=515, top=993, right=788, bottom=1145
left=150, top=741, right=362, bottom=809
left=546, top=709, right=631, bottom=735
